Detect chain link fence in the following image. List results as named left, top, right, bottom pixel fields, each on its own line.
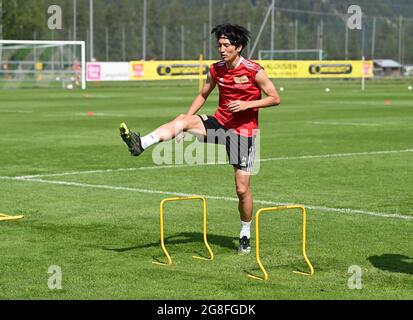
left=2, top=1, right=413, bottom=65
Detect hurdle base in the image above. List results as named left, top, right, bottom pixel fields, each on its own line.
left=293, top=270, right=314, bottom=276
left=152, top=255, right=213, bottom=266
left=152, top=261, right=172, bottom=266
left=192, top=255, right=214, bottom=261
left=0, top=214, right=25, bottom=222
left=247, top=274, right=267, bottom=281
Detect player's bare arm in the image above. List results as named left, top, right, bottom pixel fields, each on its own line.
left=186, top=72, right=217, bottom=116
left=227, top=69, right=280, bottom=113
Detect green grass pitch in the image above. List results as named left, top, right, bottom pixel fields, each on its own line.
left=0, top=79, right=412, bottom=299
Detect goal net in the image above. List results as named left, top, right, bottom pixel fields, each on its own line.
left=0, top=40, right=86, bottom=89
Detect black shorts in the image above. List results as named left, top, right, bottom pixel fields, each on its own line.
left=198, top=115, right=256, bottom=172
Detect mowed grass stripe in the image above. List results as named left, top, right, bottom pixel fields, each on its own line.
left=7, top=148, right=413, bottom=179
left=0, top=176, right=411, bottom=221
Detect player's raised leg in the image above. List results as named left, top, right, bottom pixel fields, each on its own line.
left=119, top=114, right=206, bottom=156
left=152, top=114, right=206, bottom=142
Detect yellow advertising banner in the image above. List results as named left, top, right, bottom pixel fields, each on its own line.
left=259, top=60, right=373, bottom=78
left=130, top=60, right=210, bottom=81
left=129, top=60, right=373, bottom=80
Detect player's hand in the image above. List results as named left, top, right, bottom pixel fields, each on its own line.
left=228, top=100, right=250, bottom=113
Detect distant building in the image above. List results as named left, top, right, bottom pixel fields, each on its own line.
left=373, top=59, right=402, bottom=78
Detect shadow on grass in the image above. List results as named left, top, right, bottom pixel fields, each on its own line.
left=243, top=264, right=311, bottom=280
left=104, top=232, right=237, bottom=252
left=368, top=254, right=413, bottom=275
left=244, top=269, right=263, bottom=280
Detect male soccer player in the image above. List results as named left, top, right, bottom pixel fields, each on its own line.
left=120, top=24, right=280, bottom=254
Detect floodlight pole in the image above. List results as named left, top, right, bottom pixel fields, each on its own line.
left=345, top=21, right=349, bottom=60
left=143, top=0, right=147, bottom=60
left=361, top=21, right=365, bottom=59
left=72, top=0, right=77, bottom=62
left=294, top=19, right=298, bottom=60
left=105, top=27, right=109, bottom=61
left=209, top=0, right=212, bottom=60
left=270, top=0, right=275, bottom=60
left=73, top=0, right=77, bottom=41
left=122, top=25, right=126, bottom=61
left=319, top=20, right=323, bottom=59
left=361, top=56, right=365, bottom=92
left=398, top=16, right=403, bottom=64
left=163, top=25, right=166, bottom=60
left=181, top=25, right=185, bottom=60
left=89, top=0, right=94, bottom=61
left=0, top=0, right=3, bottom=66
left=203, top=23, right=207, bottom=58
left=371, top=17, right=376, bottom=60
left=33, top=31, right=37, bottom=62
left=0, top=0, right=2, bottom=39
left=86, top=30, right=89, bottom=60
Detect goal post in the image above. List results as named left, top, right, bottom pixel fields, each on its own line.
left=0, top=40, right=86, bottom=90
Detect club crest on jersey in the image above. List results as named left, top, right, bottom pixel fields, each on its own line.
left=234, top=75, right=249, bottom=84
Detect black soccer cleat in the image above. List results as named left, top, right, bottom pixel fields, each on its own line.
left=238, top=236, right=251, bottom=255
left=119, top=122, right=144, bottom=156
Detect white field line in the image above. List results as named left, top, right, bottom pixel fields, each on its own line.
left=13, top=148, right=413, bottom=179
left=258, top=148, right=413, bottom=163
left=0, top=110, right=33, bottom=113
left=0, top=176, right=411, bottom=221
left=319, top=100, right=413, bottom=105
left=14, top=164, right=208, bottom=179
left=142, top=96, right=188, bottom=100
left=74, top=113, right=127, bottom=117
left=308, top=121, right=381, bottom=127
left=80, top=95, right=114, bottom=99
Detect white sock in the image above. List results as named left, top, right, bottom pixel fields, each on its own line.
left=240, top=220, right=251, bottom=239
left=141, top=132, right=160, bottom=150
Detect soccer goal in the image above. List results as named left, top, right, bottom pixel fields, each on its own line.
left=258, top=49, right=325, bottom=61
left=0, top=40, right=86, bottom=89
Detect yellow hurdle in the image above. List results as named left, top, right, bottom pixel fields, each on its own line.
left=0, top=213, right=24, bottom=222
left=153, top=196, right=214, bottom=266
left=248, top=205, right=315, bottom=281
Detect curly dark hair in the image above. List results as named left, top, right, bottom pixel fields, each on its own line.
left=211, top=24, right=251, bottom=53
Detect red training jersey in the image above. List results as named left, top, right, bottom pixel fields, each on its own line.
left=209, top=57, right=263, bottom=137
